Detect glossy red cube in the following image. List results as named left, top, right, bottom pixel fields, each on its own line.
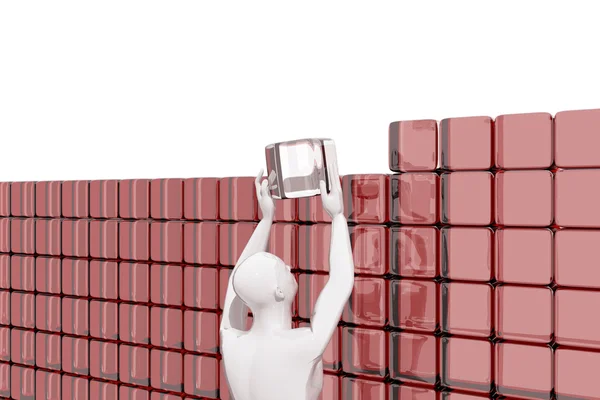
left=441, top=282, right=492, bottom=337
left=495, top=112, right=553, bottom=169
left=119, top=304, right=150, bottom=344
left=495, top=343, right=552, bottom=399
left=389, top=384, right=437, bottom=400
left=150, top=393, right=181, bottom=400
left=62, top=375, right=89, bottom=400
left=297, top=195, right=332, bottom=223
left=441, top=336, right=492, bottom=392
left=0, top=255, right=7, bottom=289
left=341, top=377, right=385, bottom=399
left=90, top=380, right=119, bottom=400
left=35, top=370, right=62, bottom=400
left=62, top=258, right=89, bottom=296
left=341, top=327, right=386, bottom=378
left=61, top=336, right=89, bottom=375
left=183, top=266, right=218, bottom=309
left=555, top=229, right=600, bottom=288
left=342, top=277, right=386, bottom=327
left=218, top=222, right=257, bottom=266
left=496, top=170, right=553, bottom=227
left=35, top=294, right=61, bottom=332
left=390, top=173, right=438, bottom=224
left=441, top=172, right=493, bottom=226
left=184, top=310, right=219, bottom=354
left=90, top=300, right=119, bottom=340
left=35, top=332, right=62, bottom=370
left=11, top=365, right=36, bottom=400
left=151, top=307, right=183, bottom=349
left=183, top=177, right=219, bottom=221
left=389, top=279, right=436, bottom=332
left=390, top=226, right=438, bottom=278
left=183, top=221, right=219, bottom=265
left=555, top=348, right=600, bottom=399
left=150, top=178, right=183, bottom=220
left=496, top=285, right=552, bottom=344
left=150, top=221, right=183, bottom=263
left=89, top=180, right=118, bottom=218
left=10, top=182, right=35, bottom=217
left=89, top=220, right=118, bottom=259
left=89, top=260, right=118, bottom=299
left=120, top=386, right=150, bottom=400
left=440, top=116, right=493, bottom=170
left=61, top=297, right=89, bottom=336
left=10, top=255, right=35, bottom=291
left=554, top=108, right=600, bottom=167
left=183, top=355, right=219, bottom=398
left=555, top=289, right=600, bottom=349
left=11, top=292, right=35, bottom=328
left=0, top=291, right=10, bottom=326
left=119, top=220, right=150, bottom=261
left=318, top=373, right=341, bottom=400
left=0, top=218, right=9, bottom=252
left=272, top=198, right=298, bottom=222
left=389, top=332, right=437, bottom=384
left=219, top=177, right=259, bottom=221
left=119, top=262, right=150, bottom=302
left=150, top=349, right=183, bottom=392
left=0, top=182, right=9, bottom=216
left=150, top=264, right=182, bottom=306
left=119, top=179, right=150, bottom=219
left=298, top=224, right=331, bottom=272
left=268, top=223, right=298, bottom=268
left=11, top=328, right=35, bottom=365
left=342, top=174, right=388, bottom=223
left=61, top=180, right=89, bottom=218
left=0, top=327, right=9, bottom=361
left=389, top=119, right=438, bottom=172
left=297, top=273, right=329, bottom=319
left=90, top=340, right=118, bottom=380
left=496, top=228, right=552, bottom=285
left=297, top=321, right=341, bottom=371
left=219, top=267, right=232, bottom=310
left=35, top=218, right=61, bottom=255
left=441, top=227, right=493, bottom=281
left=35, top=181, right=62, bottom=217
left=350, top=225, right=388, bottom=275
left=62, top=219, right=89, bottom=257
left=119, top=345, right=150, bottom=386
left=11, top=218, right=35, bottom=254
left=555, top=169, right=600, bottom=227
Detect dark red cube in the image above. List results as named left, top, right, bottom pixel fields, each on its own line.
left=555, top=169, right=600, bottom=228
left=183, top=177, right=219, bottom=221
left=555, top=289, right=600, bottom=349
left=62, top=258, right=89, bottom=296
left=35, top=218, right=61, bottom=255
left=389, top=119, right=438, bottom=172
left=495, top=343, right=552, bottom=398
left=150, top=178, right=183, bottom=220
left=272, top=198, right=298, bottom=222
left=350, top=225, right=388, bottom=276
left=554, top=108, right=600, bottom=168
left=62, top=297, right=89, bottom=336
left=10, top=217, right=35, bottom=254
left=441, top=227, right=493, bottom=281
left=10, top=255, right=35, bottom=291
left=90, top=300, right=119, bottom=340
left=35, top=332, right=62, bottom=370
left=119, top=345, right=150, bottom=386
left=496, top=170, right=553, bottom=227
left=62, top=335, right=90, bottom=375
left=219, top=177, right=258, bottom=221
left=183, top=310, right=218, bottom=354
left=441, top=171, right=493, bottom=226
left=183, top=266, right=218, bottom=310
left=89, top=220, right=119, bottom=259
left=496, top=285, right=552, bottom=344
left=496, top=228, right=552, bottom=285
left=62, top=219, right=89, bottom=257
left=297, top=195, right=332, bottom=223
left=440, top=116, right=493, bottom=170
left=183, top=354, right=219, bottom=398
left=119, top=304, right=150, bottom=345
left=298, top=224, right=331, bottom=272
left=183, top=221, right=219, bottom=265
left=342, top=277, right=386, bottom=327
left=218, top=222, right=257, bottom=266
left=61, top=180, right=89, bottom=218
left=390, top=173, right=439, bottom=224
left=441, top=282, right=492, bottom=337
left=342, top=174, right=389, bottom=223
left=10, top=182, right=35, bottom=217
left=119, top=220, right=150, bottom=261
left=441, top=336, right=492, bottom=392
left=35, top=294, right=61, bottom=332
left=150, top=221, right=183, bottom=263
left=90, top=340, right=118, bottom=380
left=389, top=279, right=437, bottom=332
left=119, top=179, right=150, bottom=219
left=390, top=226, right=438, bottom=278
left=495, top=112, right=553, bottom=169
left=341, top=327, right=386, bottom=378
left=150, top=349, right=183, bottom=392
left=89, top=180, right=118, bottom=218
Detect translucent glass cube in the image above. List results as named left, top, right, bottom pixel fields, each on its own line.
left=265, top=138, right=337, bottom=199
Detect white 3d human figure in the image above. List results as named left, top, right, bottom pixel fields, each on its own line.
left=220, top=163, right=355, bottom=400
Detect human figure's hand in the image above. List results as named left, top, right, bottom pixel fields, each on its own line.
left=255, top=169, right=275, bottom=220
left=319, top=161, right=343, bottom=218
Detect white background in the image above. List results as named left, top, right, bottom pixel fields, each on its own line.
left=1, top=1, right=599, bottom=181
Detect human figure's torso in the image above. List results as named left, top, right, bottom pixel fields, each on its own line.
left=221, top=327, right=323, bottom=400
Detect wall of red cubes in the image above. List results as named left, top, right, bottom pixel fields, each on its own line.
left=1, top=108, right=600, bottom=399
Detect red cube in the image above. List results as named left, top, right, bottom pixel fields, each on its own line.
left=90, top=340, right=118, bottom=380
left=119, top=220, right=150, bottom=261
left=11, top=365, right=36, bottom=400
left=62, top=336, right=89, bottom=375
left=10, top=255, right=35, bottom=291
left=89, top=300, right=119, bottom=340
left=441, top=282, right=492, bottom=337
left=218, top=222, right=257, bottom=266
left=0, top=362, right=9, bottom=397
left=11, top=328, right=35, bottom=365
left=297, top=195, right=332, bottom=223
left=119, top=345, right=150, bottom=386
left=555, top=169, right=600, bottom=227
left=62, top=297, right=89, bottom=336
left=183, top=177, right=219, bottom=221
left=183, top=310, right=219, bottom=354
left=555, top=289, right=600, bottom=349
left=342, top=277, right=386, bottom=327
left=150, top=349, right=183, bottom=392
left=341, top=327, right=386, bottom=378
left=319, top=374, right=341, bottom=400
left=35, top=332, right=62, bottom=370
left=341, top=377, right=386, bottom=399
left=119, top=262, right=150, bottom=302
left=35, top=294, right=61, bottom=332
left=389, top=332, right=437, bottom=385
left=219, top=177, right=259, bottom=221
left=342, top=174, right=388, bottom=224
left=89, top=261, right=118, bottom=299
left=555, top=348, right=600, bottom=399
left=11, top=218, right=35, bottom=254
left=62, top=219, right=90, bottom=257
left=150, top=264, right=182, bottom=306
left=441, top=227, right=493, bottom=281
left=36, top=370, right=62, bottom=400
left=272, top=198, right=298, bottom=222
left=496, top=170, right=553, bottom=226
left=119, top=179, right=150, bottom=219
left=297, top=273, right=329, bottom=319
left=389, top=119, right=438, bottom=172
left=441, top=172, right=493, bottom=226
left=440, top=336, right=492, bottom=392
left=89, top=180, right=118, bottom=218
left=61, top=180, right=89, bottom=218
left=555, top=229, right=600, bottom=288
left=297, top=321, right=341, bottom=372
left=150, top=393, right=181, bottom=400
left=120, top=386, right=150, bottom=400
left=183, top=354, right=219, bottom=398
left=35, top=181, right=62, bottom=217
left=554, top=108, right=600, bottom=167
left=298, top=224, right=331, bottom=272
left=268, top=223, right=298, bottom=268
left=35, top=256, right=62, bottom=294
left=390, top=226, right=438, bottom=278
left=0, top=218, right=8, bottom=252
left=183, top=266, right=218, bottom=310
left=35, top=218, right=61, bottom=255
left=0, top=255, right=7, bottom=289
left=89, top=220, right=118, bottom=259
left=62, top=375, right=89, bottom=399
left=496, top=228, right=552, bottom=285
left=11, top=292, right=35, bottom=328
left=150, top=221, right=183, bottom=263
left=119, top=304, right=150, bottom=345
left=0, top=327, right=9, bottom=361
left=390, top=173, right=438, bottom=224
left=62, top=258, right=89, bottom=296
left=389, top=280, right=437, bottom=332
left=90, top=380, right=119, bottom=400
left=219, top=267, right=232, bottom=310
left=496, top=286, right=552, bottom=344
left=440, top=116, right=493, bottom=170
left=183, top=221, right=219, bottom=265
left=10, top=182, right=35, bottom=217
left=0, top=182, right=9, bottom=217
left=150, top=178, right=183, bottom=220
left=0, top=291, right=10, bottom=325
left=150, top=307, right=183, bottom=349
left=350, top=225, right=388, bottom=276
left=389, top=385, right=437, bottom=400
left=495, top=343, right=552, bottom=398
left=495, top=112, right=553, bottom=169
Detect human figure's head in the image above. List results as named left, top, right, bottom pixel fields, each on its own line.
left=232, top=252, right=298, bottom=312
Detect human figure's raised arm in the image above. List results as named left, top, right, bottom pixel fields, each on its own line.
left=310, top=162, right=355, bottom=354
left=220, top=169, right=275, bottom=332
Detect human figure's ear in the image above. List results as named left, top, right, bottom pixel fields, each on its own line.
left=274, top=287, right=285, bottom=302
